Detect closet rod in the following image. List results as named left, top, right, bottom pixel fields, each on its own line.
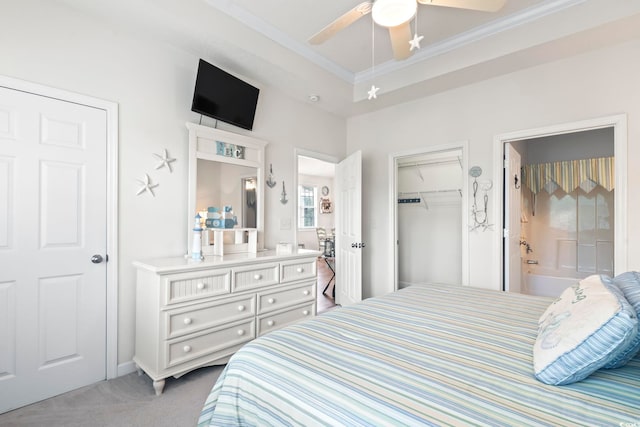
left=397, top=157, right=461, bottom=169
left=399, top=189, right=461, bottom=195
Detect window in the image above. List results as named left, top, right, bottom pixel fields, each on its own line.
left=298, top=185, right=317, bottom=228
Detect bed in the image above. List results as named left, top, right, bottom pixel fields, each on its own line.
left=198, top=283, right=640, bottom=426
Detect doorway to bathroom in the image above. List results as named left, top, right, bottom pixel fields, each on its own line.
left=498, top=115, right=628, bottom=297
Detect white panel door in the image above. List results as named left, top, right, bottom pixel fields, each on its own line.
left=335, top=150, right=362, bottom=306
left=0, top=86, right=107, bottom=413
left=504, top=144, right=522, bottom=293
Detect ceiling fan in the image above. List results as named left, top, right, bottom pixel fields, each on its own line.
left=309, top=0, right=506, bottom=61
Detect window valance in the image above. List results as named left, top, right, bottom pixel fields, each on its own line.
left=523, top=156, right=614, bottom=194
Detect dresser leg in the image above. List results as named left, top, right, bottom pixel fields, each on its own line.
left=135, top=364, right=143, bottom=376
left=153, top=379, right=165, bottom=396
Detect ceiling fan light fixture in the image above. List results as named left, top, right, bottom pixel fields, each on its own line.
left=372, top=0, right=417, bottom=28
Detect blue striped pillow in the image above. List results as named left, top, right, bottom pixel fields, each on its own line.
left=533, top=275, right=638, bottom=385
left=605, top=271, right=640, bottom=367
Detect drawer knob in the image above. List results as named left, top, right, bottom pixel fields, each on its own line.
left=303, top=310, right=310, bottom=316
left=183, top=317, right=192, bottom=325
left=238, top=305, right=245, bottom=312
left=303, top=290, right=310, bottom=296
left=254, top=274, right=262, bottom=280
left=267, top=298, right=275, bottom=304
left=296, top=267, right=304, bottom=273
left=267, top=320, right=274, bottom=327
left=196, top=282, right=205, bottom=290
left=183, top=345, right=192, bottom=353
left=237, top=329, right=245, bottom=336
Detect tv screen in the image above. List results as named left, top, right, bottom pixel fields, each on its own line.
left=191, top=59, right=259, bottom=131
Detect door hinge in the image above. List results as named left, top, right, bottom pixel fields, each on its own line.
left=503, top=228, right=509, bottom=238
left=105, top=254, right=109, bottom=262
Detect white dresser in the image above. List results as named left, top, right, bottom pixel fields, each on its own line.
left=133, top=249, right=319, bottom=395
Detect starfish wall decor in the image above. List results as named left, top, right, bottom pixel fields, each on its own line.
left=153, top=148, right=176, bottom=172
left=136, top=173, right=159, bottom=197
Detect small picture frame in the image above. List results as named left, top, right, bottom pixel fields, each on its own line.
left=320, top=197, right=332, bottom=214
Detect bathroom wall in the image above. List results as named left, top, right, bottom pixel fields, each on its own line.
left=522, top=187, right=614, bottom=279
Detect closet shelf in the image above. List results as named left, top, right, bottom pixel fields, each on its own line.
left=398, top=189, right=462, bottom=210
left=397, top=157, right=462, bottom=170
left=399, top=189, right=461, bottom=196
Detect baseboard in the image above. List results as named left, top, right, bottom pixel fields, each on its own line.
left=117, top=360, right=138, bottom=377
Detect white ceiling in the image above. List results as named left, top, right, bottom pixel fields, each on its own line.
left=61, top=0, right=640, bottom=117
left=206, top=0, right=545, bottom=76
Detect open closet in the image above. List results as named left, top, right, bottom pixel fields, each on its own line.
left=395, top=148, right=464, bottom=288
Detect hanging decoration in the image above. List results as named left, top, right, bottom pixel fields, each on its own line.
left=468, top=166, right=493, bottom=232
left=266, top=163, right=277, bottom=188
left=368, top=16, right=380, bottom=100
left=408, top=8, right=424, bottom=51
left=136, top=173, right=159, bottom=197
left=523, top=157, right=614, bottom=194
left=280, top=181, right=288, bottom=204
left=153, top=149, right=176, bottom=173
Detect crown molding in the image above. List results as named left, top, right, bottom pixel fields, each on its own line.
left=203, top=0, right=354, bottom=82
left=354, top=0, right=587, bottom=84
left=204, top=0, right=587, bottom=86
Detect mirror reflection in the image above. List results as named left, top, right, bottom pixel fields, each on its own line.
left=196, top=159, right=258, bottom=247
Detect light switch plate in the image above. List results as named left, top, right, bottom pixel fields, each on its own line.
left=280, top=217, right=291, bottom=230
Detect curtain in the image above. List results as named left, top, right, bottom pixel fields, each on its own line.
left=523, top=156, right=614, bottom=194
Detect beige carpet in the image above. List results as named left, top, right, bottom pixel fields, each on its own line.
left=0, top=365, right=224, bottom=427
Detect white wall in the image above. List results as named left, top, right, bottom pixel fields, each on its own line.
left=0, top=1, right=346, bottom=370
left=348, top=38, right=640, bottom=298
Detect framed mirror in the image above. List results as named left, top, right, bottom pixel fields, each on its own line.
left=186, top=122, right=268, bottom=256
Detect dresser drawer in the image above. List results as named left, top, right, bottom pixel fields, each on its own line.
left=164, top=294, right=256, bottom=339
left=280, top=258, right=317, bottom=283
left=257, top=281, right=316, bottom=314
left=232, top=262, right=279, bottom=292
left=257, top=302, right=315, bottom=336
left=164, top=319, right=255, bottom=369
left=162, top=269, right=231, bottom=305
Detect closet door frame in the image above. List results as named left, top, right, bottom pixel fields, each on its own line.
left=388, top=142, right=469, bottom=291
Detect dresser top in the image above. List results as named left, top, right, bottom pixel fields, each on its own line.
left=133, top=248, right=321, bottom=274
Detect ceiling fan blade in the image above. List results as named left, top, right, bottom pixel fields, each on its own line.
left=388, top=22, right=413, bottom=60
left=309, top=1, right=373, bottom=44
left=417, top=0, right=506, bottom=12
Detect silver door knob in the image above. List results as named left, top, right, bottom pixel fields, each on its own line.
left=91, top=255, right=103, bottom=264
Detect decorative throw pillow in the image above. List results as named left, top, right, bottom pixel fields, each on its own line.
left=533, top=275, right=638, bottom=385
left=605, top=271, right=640, bottom=367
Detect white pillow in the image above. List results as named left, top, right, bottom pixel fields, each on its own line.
left=533, top=275, right=638, bottom=385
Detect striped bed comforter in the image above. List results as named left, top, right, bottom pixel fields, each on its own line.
left=198, top=284, right=640, bottom=426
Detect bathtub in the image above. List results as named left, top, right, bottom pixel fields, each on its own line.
left=524, top=273, right=580, bottom=298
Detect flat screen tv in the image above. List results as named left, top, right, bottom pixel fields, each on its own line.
left=191, top=59, right=259, bottom=131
